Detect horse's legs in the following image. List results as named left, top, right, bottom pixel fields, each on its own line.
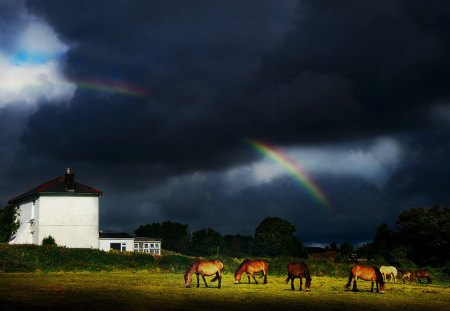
left=251, top=274, right=258, bottom=284
left=290, top=276, right=295, bottom=290
left=263, top=271, right=267, bottom=284
left=201, top=274, right=208, bottom=287
left=352, top=277, right=358, bottom=292
left=247, top=274, right=251, bottom=284
left=216, top=272, right=222, bottom=289
left=299, top=276, right=303, bottom=291
left=196, top=274, right=200, bottom=288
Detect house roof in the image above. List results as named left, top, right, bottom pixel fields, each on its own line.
left=99, top=232, right=134, bottom=239
left=8, top=175, right=104, bottom=205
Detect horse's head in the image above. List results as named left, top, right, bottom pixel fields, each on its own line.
left=305, top=277, right=312, bottom=292
left=379, top=282, right=385, bottom=294
left=233, top=272, right=242, bottom=284
left=184, top=273, right=192, bottom=287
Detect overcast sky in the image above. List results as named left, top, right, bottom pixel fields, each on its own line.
left=1, top=0, right=449, bottom=246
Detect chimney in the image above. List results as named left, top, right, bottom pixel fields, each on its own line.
left=65, top=167, right=75, bottom=192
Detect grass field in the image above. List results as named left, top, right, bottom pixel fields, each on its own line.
left=0, top=271, right=449, bottom=310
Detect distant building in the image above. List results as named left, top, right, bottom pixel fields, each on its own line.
left=8, top=168, right=161, bottom=254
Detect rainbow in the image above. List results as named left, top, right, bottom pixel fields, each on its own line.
left=70, top=79, right=149, bottom=97
left=247, top=139, right=331, bottom=209
left=0, top=78, right=149, bottom=98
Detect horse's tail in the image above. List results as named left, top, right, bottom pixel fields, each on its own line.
left=285, top=263, right=292, bottom=284
left=345, top=269, right=353, bottom=288
left=210, top=275, right=218, bottom=282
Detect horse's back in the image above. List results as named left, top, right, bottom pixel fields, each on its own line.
left=194, top=260, right=223, bottom=275
left=287, top=262, right=308, bottom=277
left=352, top=265, right=378, bottom=281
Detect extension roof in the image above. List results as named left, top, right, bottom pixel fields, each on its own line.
left=8, top=175, right=103, bottom=205
left=99, top=232, right=134, bottom=239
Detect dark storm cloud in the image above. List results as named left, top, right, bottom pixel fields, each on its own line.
left=385, top=130, right=450, bottom=202
left=21, top=0, right=298, bottom=176
left=21, top=0, right=450, bottom=173
left=0, top=0, right=26, bottom=52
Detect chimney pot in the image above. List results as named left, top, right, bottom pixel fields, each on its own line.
left=65, top=168, right=75, bottom=192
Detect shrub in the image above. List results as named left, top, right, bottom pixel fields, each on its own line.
left=42, top=236, right=57, bottom=246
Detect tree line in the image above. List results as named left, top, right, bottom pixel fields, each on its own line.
left=357, top=205, right=450, bottom=267
left=134, top=216, right=308, bottom=258
left=1, top=203, right=448, bottom=266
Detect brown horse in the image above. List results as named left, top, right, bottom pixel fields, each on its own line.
left=184, top=259, right=224, bottom=288
left=398, top=270, right=411, bottom=284
left=285, top=262, right=312, bottom=291
left=410, top=270, right=432, bottom=284
left=345, top=265, right=385, bottom=294
left=234, top=259, right=269, bottom=284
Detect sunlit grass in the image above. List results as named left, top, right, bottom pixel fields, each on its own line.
left=0, top=272, right=448, bottom=310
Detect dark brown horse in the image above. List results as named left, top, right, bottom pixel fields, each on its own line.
left=184, top=259, right=224, bottom=288
left=410, top=270, right=432, bottom=284
left=234, top=259, right=269, bottom=284
left=345, top=265, right=385, bottom=294
left=285, top=262, right=312, bottom=291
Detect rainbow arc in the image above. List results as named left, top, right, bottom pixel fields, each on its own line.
left=247, top=139, right=331, bottom=210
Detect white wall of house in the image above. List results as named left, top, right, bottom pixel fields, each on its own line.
left=9, top=201, right=34, bottom=244
left=37, top=196, right=99, bottom=248
left=99, top=238, right=134, bottom=252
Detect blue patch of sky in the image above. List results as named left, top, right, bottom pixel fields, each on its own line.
left=10, top=50, right=59, bottom=65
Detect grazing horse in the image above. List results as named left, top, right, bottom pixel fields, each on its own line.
left=345, top=265, right=385, bottom=294
left=184, top=259, right=224, bottom=288
left=398, top=270, right=411, bottom=284
left=285, top=262, right=312, bottom=291
left=380, top=265, right=398, bottom=283
left=410, top=270, right=432, bottom=284
left=234, top=259, right=269, bottom=284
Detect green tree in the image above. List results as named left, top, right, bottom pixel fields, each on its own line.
left=0, top=205, right=20, bottom=242
left=252, top=216, right=307, bottom=257
left=190, top=228, right=224, bottom=256
left=371, top=223, right=396, bottom=260
left=335, top=242, right=354, bottom=262
left=223, top=234, right=253, bottom=257
left=134, top=221, right=190, bottom=254
left=396, top=205, right=450, bottom=265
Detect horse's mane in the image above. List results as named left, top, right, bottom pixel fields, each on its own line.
left=234, top=259, right=251, bottom=278
left=373, top=266, right=385, bottom=285
left=184, top=260, right=200, bottom=277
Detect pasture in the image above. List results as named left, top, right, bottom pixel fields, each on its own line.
left=0, top=271, right=449, bottom=310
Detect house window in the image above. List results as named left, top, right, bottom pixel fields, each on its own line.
left=133, top=240, right=161, bottom=254
left=109, top=243, right=127, bottom=251
left=110, top=243, right=121, bottom=251
left=143, top=243, right=150, bottom=253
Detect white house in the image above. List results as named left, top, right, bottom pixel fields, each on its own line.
left=8, top=168, right=161, bottom=254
